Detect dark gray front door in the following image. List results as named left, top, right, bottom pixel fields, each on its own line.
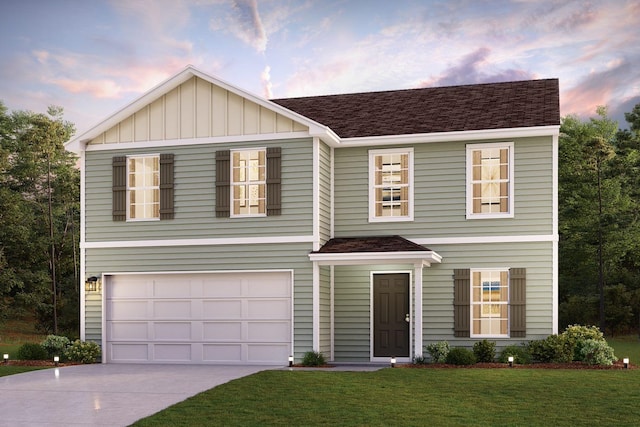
left=373, top=273, right=410, bottom=357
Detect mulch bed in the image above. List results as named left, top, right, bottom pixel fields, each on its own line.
left=400, top=360, right=634, bottom=369
left=1, top=360, right=81, bottom=367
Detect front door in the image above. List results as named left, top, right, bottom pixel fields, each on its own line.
left=373, top=273, right=410, bottom=358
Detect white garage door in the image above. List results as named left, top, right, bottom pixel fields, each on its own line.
left=105, top=272, right=292, bottom=365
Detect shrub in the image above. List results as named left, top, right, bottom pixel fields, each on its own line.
left=41, top=335, right=71, bottom=359
left=65, top=340, right=101, bottom=364
left=413, top=354, right=428, bottom=365
left=498, top=345, right=532, bottom=364
left=16, top=343, right=48, bottom=360
left=579, top=339, right=617, bottom=366
left=528, top=335, right=573, bottom=363
left=472, top=340, right=496, bottom=363
left=445, top=347, right=477, bottom=365
left=425, top=341, right=450, bottom=363
left=301, top=350, right=326, bottom=367
left=561, top=325, right=605, bottom=361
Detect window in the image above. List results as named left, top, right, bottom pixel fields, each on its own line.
left=232, top=149, right=266, bottom=216
left=369, top=148, right=413, bottom=222
left=453, top=268, right=526, bottom=339
left=112, top=154, right=173, bottom=221
left=466, top=143, right=513, bottom=218
left=471, top=269, right=509, bottom=337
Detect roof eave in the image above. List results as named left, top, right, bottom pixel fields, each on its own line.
left=308, top=250, right=443, bottom=266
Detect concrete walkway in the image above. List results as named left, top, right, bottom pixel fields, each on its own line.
left=0, top=364, right=270, bottom=427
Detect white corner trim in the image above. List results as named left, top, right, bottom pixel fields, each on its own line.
left=312, top=137, right=320, bottom=251
left=82, top=235, right=315, bottom=249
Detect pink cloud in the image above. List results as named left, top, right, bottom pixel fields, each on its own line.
left=52, top=78, right=124, bottom=98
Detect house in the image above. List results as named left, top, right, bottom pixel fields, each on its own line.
left=66, top=66, right=560, bottom=365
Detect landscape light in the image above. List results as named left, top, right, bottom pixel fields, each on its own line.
left=623, top=358, right=629, bottom=369
left=288, top=355, right=294, bottom=367
left=508, top=356, right=514, bottom=368
left=391, top=356, right=396, bottom=368
left=54, top=356, right=60, bottom=366
left=3, top=354, right=8, bottom=364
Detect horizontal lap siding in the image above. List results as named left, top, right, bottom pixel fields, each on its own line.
left=84, top=243, right=314, bottom=358
left=422, top=241, right=554, bottom=350
left=319, top=266, right=331, bottom=356
left=85, top=138, right=313, bottom=241
left=334, top=137, right=553, bottom=237
left=319, top=142, right=332, bottom=244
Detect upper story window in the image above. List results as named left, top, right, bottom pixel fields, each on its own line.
left=369, top=148, right=413, bottom=222
left=127, top=155, right=160, bottom=220
left=466, top=142, right=514, bottom=219
left=471, top=269, right=509, bottom=338
left=232, top=149, right=266, bottom=216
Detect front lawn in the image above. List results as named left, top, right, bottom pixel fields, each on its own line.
left=133, top=368, right=640, bottom=426
left=0, top=366, right=47, bottom=377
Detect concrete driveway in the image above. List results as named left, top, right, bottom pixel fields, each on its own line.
left=0, top=364, right=271, bottom=427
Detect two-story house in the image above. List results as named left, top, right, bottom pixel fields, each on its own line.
left=66, top=66, right=560, bottom=365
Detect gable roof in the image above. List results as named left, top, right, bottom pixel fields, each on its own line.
left=272, top=79, right=560, bottom=139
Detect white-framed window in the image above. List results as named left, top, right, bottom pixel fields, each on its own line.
left=231, top=149, right=266, bottom=216
left=369, top=148, right=413, bottom=222
left=466, top=142, right=514, bottom=219
left=127, top=154, right=160, bottom=221
left=471, top=269, right=509, bottom=338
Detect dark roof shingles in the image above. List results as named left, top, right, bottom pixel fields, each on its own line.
left=313, top=236, right=431, bottom=254
left=273, top=79, right=560, bottom=138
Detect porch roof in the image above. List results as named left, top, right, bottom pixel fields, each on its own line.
left=309, top=236, right=443, bottom=266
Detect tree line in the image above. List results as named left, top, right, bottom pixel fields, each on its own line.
left=1, top=100, right=639, bottom=336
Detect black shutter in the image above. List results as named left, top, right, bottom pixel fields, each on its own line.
left=453, top=269, right=471, bottom=338
left=215, top=150, right=230, bottom=218
left=159, top=154, right=174, bottom=220
left=510, top=268, right=527, bottom=338
left=112, top=156, right=127, bottom=221
left=266, top=147, right=281, bottom=216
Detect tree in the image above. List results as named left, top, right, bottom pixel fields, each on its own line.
left=0, top=101, right=79, bottom=333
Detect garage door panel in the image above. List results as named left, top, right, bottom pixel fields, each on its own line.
left=106, top=272, right=291, bottom=365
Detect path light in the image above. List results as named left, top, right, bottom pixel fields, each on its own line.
left=288, top=355, right=294, bottom=368
left=3, top=354, right=8, bottom=364
left=54, top=356, right=59, bottom=367
left=508, top=356, right=514, bottom=368
left=390, top=356, right=396, bottom=368
left=623, top=358, right=629, bottom=369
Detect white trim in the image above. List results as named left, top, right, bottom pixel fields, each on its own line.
left=84, top=132, right=311, bottom=152
left=330, top=145, right=335, bottom=238
left=126, top=154, right=161, bottom=221
left=414, top=234, right=556, bottom=245
left=312, top=262, right=320, bottom=351
left=79, top=151, right=86, bottom=341
left=336, top=125, right=560, bottom=148
left=368, top=147, right=414, bottom=222
left=82, top=235, right=315, bottom=249
left=370, top=271, right=413, bottom=363
left=413, top=262, right=423, bottom=358
left=229, top=147, right=267, bottom=218
left=312, top=137, right=320, bottom=251
left=552, top=133, right=559, bottom=333
left=330, top=265, right=335, bottom=361
left=466, top=142, right=515, bottom=219
left=309, top=251, right=442, bottom=266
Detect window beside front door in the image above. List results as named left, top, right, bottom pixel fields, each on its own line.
left=466, top=142, right=514, bottom=219
left=369, top=148, right=413, bottom=222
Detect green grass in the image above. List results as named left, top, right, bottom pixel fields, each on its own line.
left=0, top=316, right=47, bottom=359
left=133, top=368, right=640, bottom=427
left=608, top=335, right=640, bottom=363
left=0, top=365, right=47, bottom=377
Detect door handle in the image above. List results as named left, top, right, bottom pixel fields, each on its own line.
left=405, top=314, right=410, bottom=323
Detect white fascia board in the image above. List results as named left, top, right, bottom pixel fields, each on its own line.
left=66, top=65, right=338, bottom=153
left=309, top=251, right=442, bottom=266
left=334, top=125, right=560, bottom=148
left=83, top=235, right=315, bottom=249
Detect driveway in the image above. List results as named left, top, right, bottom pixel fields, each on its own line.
left=0, top=364, right=271, bottom=427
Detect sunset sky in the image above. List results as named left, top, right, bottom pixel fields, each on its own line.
left=1, top=0, right=638, bottom=135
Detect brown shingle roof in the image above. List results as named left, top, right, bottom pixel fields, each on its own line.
left=273, top=79, right=559, bottom=138
left=313, top=236, right=430, bottom=253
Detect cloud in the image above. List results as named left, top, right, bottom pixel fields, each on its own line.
left=52, top=78, right=123, bottom=98
left=261, top=65, right=273, bottom=98
left=225, top=0, right=268, bottom=53
left=418, top=48, right=536, bottom=87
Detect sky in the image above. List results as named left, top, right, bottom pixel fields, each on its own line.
left=0, top=0, right=638, bottom=136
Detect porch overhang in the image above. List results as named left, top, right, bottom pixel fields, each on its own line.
left=309, top=251, right=442, bottom=266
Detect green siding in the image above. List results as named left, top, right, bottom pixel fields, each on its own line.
left=85, top=138, right=314, bottom=242
left=319, top=265, right=331, bottom=356
left=318, top=142, right=332, bottom=244
left=334, top=137, right=554, bottom=237
left=84, top=242, right=314, bottom=359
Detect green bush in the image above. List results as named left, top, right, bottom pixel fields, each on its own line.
left=528, top=335, right=573, bottom=363
left=561, top=325, right=605, bottom=362
left=579, top=339, right=617, bottom=366
left=413, top=354, right=428, bottom=365
left=425, top=341, right=450, bottom=363
left=41, top=335, right=71, bottom=359
left=498, top=345, right=532, bottom=364
left=472, top=340, right=496, bottom=363
left=16, top=343, right=48, bottom=360
left=445, top=347, right=477, bottom=365
left=65, top=340, right=101, bottom=364
left=301, top=351, right=326, bottom=367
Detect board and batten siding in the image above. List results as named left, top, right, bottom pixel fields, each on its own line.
left=333, top=137, right=554, bottom=238
left=84, top=243, right=314, bottom=358
left=90, top=76, right=307, bottom=145
left=84, top=138, right=314, bottom=242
